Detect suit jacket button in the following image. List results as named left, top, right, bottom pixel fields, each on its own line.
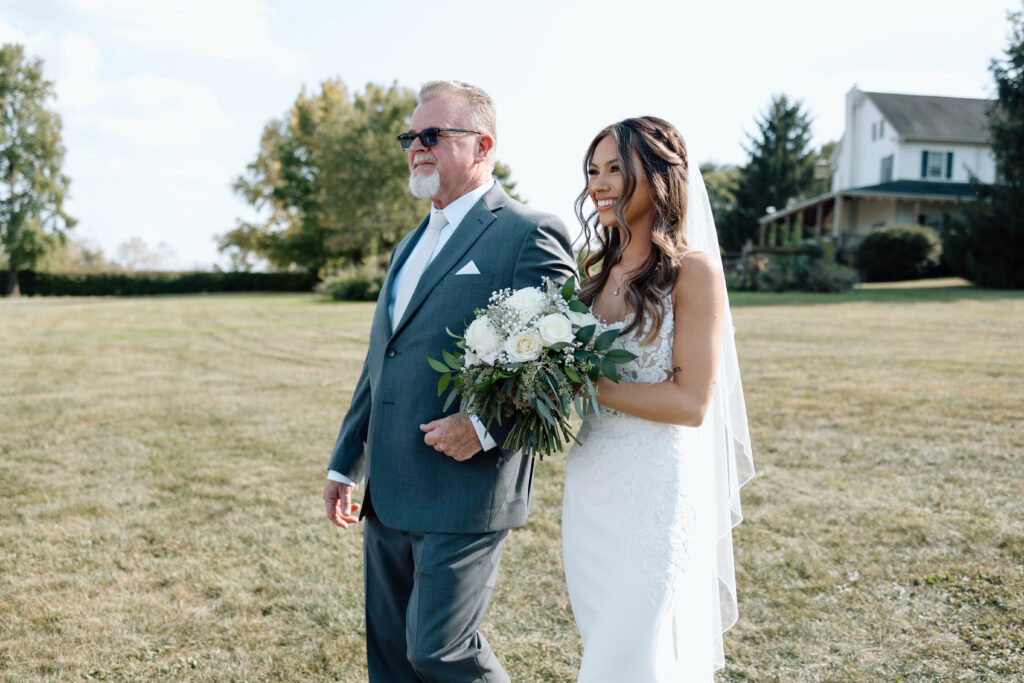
left=386, top=348, right=397, bottom=358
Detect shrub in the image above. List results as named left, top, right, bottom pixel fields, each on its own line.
left=943, top=185, right=1024, bottom=289
left=856, top=225, right=942, bottom=282
left=757, top=241, right=859, bottom=293
left=16, top=270, right=317, bottom=296
left=317, top=263, right=386, bottom=301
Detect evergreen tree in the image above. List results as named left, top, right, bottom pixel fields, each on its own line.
left=719, top=95, right=815, bottom=251
left=944, top=6, right=1024, bottom=288
left=1, top=43, right=75, bottom=296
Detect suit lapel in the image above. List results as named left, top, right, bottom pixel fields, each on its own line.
left=389, top=184, right=507, bottom=340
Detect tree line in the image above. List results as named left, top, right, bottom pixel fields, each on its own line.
left=4, top=6, right=1024, bottom=295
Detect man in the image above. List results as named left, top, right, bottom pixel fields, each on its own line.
left=322, top=80, right=576, bottom=682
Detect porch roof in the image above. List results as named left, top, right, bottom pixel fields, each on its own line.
left=758, top=181, right=979, bottom=225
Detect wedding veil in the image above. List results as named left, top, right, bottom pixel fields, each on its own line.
left=683, top=160, right=755, bottom=668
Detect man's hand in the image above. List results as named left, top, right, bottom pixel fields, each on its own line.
left=421, top=414, right=484, bottom=461
left=323, top=480, right=360, bottom=529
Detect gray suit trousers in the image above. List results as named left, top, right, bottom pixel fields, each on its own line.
left=363, top=510, right=510, bottom=682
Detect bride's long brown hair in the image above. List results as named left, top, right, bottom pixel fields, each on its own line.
left=574, top=116, right=690, bottom=344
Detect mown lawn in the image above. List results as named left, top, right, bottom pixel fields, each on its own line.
left=1, top=280, right=1021, bottom=681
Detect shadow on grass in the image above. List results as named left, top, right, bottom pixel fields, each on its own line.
left=729, top=278, right=1024, bottom=307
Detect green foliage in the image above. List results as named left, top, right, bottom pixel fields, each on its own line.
left=316, top=262, right=386, bottom=301
left=944, top=7, right=1024, bottom=289
left=493, top=160, right=523, bottom=202
left=756, top=240, right=859, bottom=293
left=699, top=161, right=741, bottom=223
left=16, top=270, right=316, bottom=296
left=856, top=225, right=942, bottom=282
left=222, top=80, right=427, bottom=273
left=30, top=235, right=112, bottom=272
left=223, top=81, right=527, bottom=275
left=719, top=95, right=816, bottom=250
left=1, top=43, right=75, bottom=295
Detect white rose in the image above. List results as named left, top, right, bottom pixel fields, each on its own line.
left=462, top=349, right=479, bottom=366
left=567, top=310, right=599, bottom=329
left=464, top=318, right=503, bottom=357
left=504, top=287, right=546, bottom=319
left=536, top=313, right=574, bottom=346
left=504, top=330, right=543, bottom=362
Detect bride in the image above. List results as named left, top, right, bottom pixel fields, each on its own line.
left=561, top=117, right=754, bottom=680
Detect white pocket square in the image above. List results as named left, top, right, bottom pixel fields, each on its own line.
left=455, top=260, right=480, bottom=275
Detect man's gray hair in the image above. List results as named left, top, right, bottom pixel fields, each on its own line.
left=418, top=80, right=497, bottom=143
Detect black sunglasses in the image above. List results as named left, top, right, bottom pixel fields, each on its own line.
left=397, top=127, right=481, bottom=151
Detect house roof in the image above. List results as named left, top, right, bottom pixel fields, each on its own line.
left=865, top=91, right=994, bottom=143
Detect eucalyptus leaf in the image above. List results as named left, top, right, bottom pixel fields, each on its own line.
left=427, top=356, right=449, bottom=373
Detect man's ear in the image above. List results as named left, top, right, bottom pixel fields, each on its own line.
left=475, top=134, right=495, bottom=163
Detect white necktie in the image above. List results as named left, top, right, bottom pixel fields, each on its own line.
left=392, top=211, right=448, bottom=325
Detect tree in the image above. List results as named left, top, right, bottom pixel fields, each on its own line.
left=1, top=43, right=75, bottom=296
left=944, top=6, right=1024, bottom=288
left=33, top=235, right=112, bottom=272
left=719, top=95, right=815, bottom=250
left=115, top=237, right=176, bottom=272
left=222, top=80, right=524, bottom=274
left=700, top=161, right=741, bottom=227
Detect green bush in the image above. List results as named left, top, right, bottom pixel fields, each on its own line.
left=757, top=241, right=859, bottom=293
left=16, top=270, right=317, bottom=296
left=856, top=225, right=942, bottom=282
left=943, top=185, right=1024, bottom=289
left=317, top=264, right=386, bottom=301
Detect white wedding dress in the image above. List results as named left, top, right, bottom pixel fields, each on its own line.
left=562, top=291, right=719, bottom=682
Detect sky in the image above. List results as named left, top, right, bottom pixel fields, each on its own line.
left=0, top=0, right=1016, bottom=270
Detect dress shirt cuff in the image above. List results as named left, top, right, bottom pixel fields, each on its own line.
left=470, top=414, right=497, bottom=451
left=327, top=470, right=358, bottom=487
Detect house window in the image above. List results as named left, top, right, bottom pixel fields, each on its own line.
left=880, top=155, right=893, bottom=183
left=879, top=120, right=885, bottom=138
left=921, top=151, right=954, bottom=179
left=871, top=123, right=877, bottom=141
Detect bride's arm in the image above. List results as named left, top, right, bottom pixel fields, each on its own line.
left=594, top=251, right=724, bottom=426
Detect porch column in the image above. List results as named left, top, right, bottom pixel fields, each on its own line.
left=833, top=195, right=842, bottom=241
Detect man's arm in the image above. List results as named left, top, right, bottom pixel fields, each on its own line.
left=326, top=359, right=371, bottom=482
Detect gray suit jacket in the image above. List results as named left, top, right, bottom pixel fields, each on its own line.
left=328, top=183, right=577, bottom=534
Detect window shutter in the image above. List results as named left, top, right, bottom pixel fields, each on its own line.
left=921, top=151, right=928, bottom=178
left=946, top=152, right=953, bottom=179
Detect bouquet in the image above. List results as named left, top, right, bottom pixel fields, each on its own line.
left=427, top=276, right=636, bottom=459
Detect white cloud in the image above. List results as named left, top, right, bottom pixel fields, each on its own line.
left=63, top=0, right=307, bottom=75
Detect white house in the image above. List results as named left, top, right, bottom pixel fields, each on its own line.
left=759, top=85, right=996, bottom=256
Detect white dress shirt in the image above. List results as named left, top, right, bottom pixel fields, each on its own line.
left=328, top=180, right=497, bottom=486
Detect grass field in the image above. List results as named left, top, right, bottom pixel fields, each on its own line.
left=1, top=280, right=1022, bottom=681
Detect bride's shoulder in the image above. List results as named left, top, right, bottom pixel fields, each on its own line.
left=671, top=250, right=723, bottom=303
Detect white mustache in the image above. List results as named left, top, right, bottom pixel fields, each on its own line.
left=413, top=153, right=437, bottom=165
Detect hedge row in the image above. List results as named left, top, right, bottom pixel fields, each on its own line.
left=16, top=270, right=318, bottom=296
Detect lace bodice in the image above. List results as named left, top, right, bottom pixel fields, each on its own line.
left=603, top=292, right=675, bottom=385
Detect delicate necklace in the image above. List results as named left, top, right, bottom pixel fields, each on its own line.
left=612, top=276, right=624, bottom=296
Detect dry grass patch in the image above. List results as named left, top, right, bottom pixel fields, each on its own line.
left=1, top=282, right=1021, bottom=681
